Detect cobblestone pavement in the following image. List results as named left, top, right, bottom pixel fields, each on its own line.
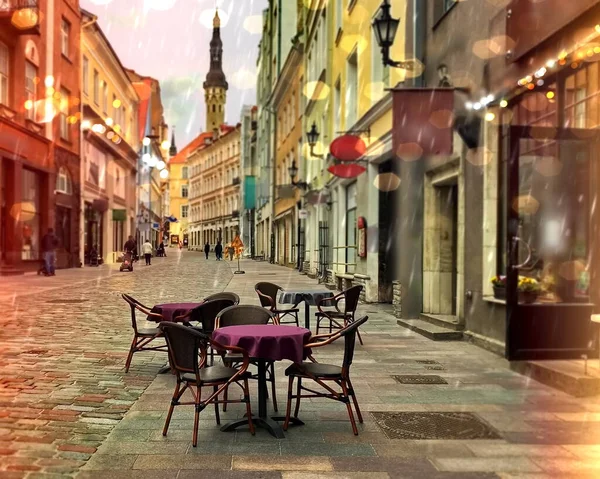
left=3, top=254, right=600, bottom=478
left=0, top=251, right=232, bottom=477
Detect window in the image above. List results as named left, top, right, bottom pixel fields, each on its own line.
left=25, top=61, right=37, bottom=121
left=181, top=184, right=189, bottom=198
left=55, top=167, right=72, bottom=194
left=21, top=169, right=41, bottom=260
left=434, top=0, right=457, bottom=25
left=182, top=166, right=188, bottom=179
left=102, top=81, right=108, bottom=114
left=60, top=18, right=70, bottom=57
left=59, top=88, right=69, bottom=140
left=82, top=56, right=89, bottom=95
left=346, top=51, right=358, bottom=128
left=0, top=42, right=8, bottom=105
left=93, top=69, right=99, bottom=104
left=181, top=205, right=189, bottom=218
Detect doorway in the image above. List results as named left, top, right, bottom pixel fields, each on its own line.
left=423, top=168, right=459, bottom=317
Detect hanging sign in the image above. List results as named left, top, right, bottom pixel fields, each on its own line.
left=328, top=163, right=366, bottom=179
left=330, top=134, right=366, bottom=161
left=358, top=217, right=367, bottom=258
left=298, top=209, right=308, bottom=219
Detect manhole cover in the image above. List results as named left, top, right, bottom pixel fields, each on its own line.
left=426, top=366, right=446, bottom=371
left=393, top=375, right=447, bottom=385
left=415, top=360, right=440, bottom=365
left=46, top=299, right=88, bottom=304
left=371, top=412, right=502, bottom=440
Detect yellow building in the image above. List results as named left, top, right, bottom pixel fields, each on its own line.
left=80, top=9, right=140, bottom=264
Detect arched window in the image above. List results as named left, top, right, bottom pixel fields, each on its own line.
left=56, top=167, right=72, bottom=194
left=212, top=104, right=216, bottom=113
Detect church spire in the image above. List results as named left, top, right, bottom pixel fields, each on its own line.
left=169, top=127, right=177, bottom=157
left=203, top=8, right=228, bottom=131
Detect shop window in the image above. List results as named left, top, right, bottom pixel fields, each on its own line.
left=0, top=42, right=8, bottom=105
left=21, top=169, right=41, bottom=260
left=56, top=167, right=72, bottom=194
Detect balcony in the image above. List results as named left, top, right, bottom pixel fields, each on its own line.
left=0, top=1, right=40, bottom=36
left=232, top=177, right=241, bottom=186
left=231, top=210, right=240, bottom=218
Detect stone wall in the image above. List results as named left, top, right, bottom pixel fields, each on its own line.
left=353, top=274, right=369, bottom=302
left=392, top=281, right=402, bottom=318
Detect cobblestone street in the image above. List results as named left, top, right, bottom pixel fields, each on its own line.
left=1, top=253, right=600, bottom=478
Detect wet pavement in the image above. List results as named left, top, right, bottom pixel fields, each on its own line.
left=1, top=252, right=600, bottom=478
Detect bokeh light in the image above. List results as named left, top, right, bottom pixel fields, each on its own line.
left=373, top=173, right=401, bottom=192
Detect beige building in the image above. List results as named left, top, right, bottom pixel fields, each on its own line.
left=80, top=9, right=139, bottom=265
left=188, top=125, right=241, bottom=249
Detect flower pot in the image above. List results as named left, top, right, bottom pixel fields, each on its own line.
left=493, top=286, right=506, bottom=300
left=519, top=291, right=538, bottom=304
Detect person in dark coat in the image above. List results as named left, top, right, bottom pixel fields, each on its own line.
left=215, top=241, right=223, bottom=261
left=204, top=242, right=210, bottom=259
left=41, top=228, right=58, bottom=276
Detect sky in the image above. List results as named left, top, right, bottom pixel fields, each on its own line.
left=80, top=0, right=268, bottom=147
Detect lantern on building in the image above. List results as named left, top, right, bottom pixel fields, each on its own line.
left=11, top=8, right=39, bottom=30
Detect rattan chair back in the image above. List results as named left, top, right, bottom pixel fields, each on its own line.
left=203, top=292, right=240, bottom=305
left=189, top=299, right=236, bottom=334
left=160, top=322, right=207, bottom=375
left=339, top=315, right=368, bottom=369
left=254, top=282, right=281, bottom=309
left=343, top=286, right=362, bottom=315
left=122, top=293, right=144, bottom=333
left=216, top=305, right=274, bottom=328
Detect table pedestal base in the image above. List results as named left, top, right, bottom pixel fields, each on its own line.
left=220, top=415, right=304, bottom=438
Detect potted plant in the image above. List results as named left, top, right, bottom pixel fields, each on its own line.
left=518, top=276, right=541, bottom=304
left=491, top=275, right=506, bottom=299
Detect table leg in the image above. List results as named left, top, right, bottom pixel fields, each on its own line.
left=304, top=301, right=310, bottom=330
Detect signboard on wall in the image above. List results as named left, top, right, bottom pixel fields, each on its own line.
left=170, top=235, right=179, bottom=245
left=298, top=209, right=308, bottom=219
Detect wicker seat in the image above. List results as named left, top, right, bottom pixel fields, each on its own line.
left=315, top=285, right=364, bottom=345
left=255, top=282, right=300, bottom=326
left=121, top=294, right=168, bottom=373
left=284, top=316, right=368, bottom=435
left=160, top=322, right=254, bottom=446
left=215, top=305, right=279, bottom=412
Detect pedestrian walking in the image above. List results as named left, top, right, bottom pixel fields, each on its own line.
left=142, top=239, right=153, bottom=265
left=215, top=241, right=223, bottom=261
left=41, top=228, right=58, bottom=276
left=204, top=242, right=210, bottom=259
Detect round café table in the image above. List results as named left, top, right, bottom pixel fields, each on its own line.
left=149, top=302, right=204, bottom=323
left=212, top=324, right=311, bottom=438
left=278, top=290, right=334, bottom=330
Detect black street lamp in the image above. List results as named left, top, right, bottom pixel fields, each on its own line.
left=306, top=122, right=324, bottom=159
left=372, top=0, right=413, bottom=69
left=288, top=160, right=309, bottom=190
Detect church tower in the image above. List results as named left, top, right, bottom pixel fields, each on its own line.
left=204, top=10, right=228, bottom=132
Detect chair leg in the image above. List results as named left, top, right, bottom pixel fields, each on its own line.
left=125, top=336, right=137, bottom=373
left=315, top=317, right=320, bottom=336
left=269, top=362, right=278, bottom=412
left=213, top=385, right=221, bottom=425
left=162, top=381, right=180, bottom=436
left=293, top=377, right=302, bottom=418
left=242, top=378, right=255, bottom=435
left=341, top=380, right=359, bottom=435
left=346, top=377, right=363, bottom=423
left=283, top=376, right=294, bottom=431
left=356, top=329, right=364, bottom=346
left=223, top=385, right=229, bottom=412
left=193, top=387, right=202, bottom=448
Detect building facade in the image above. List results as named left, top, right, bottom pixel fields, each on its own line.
left=395, top=0, right=600, bottom=360
left=0, top=0, right=82, bottom=274
left=80, top=9, right=139, bottom=265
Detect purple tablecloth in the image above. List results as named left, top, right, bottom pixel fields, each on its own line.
left=150, top=302, right=203, bottom=322
left=212, top=325, right=311, bottom=363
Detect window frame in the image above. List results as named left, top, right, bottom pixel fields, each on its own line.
left=60, top=18, right=70, bottom=58
left=93, top=69, right=99, bottom=105
left=55, top=167, right=72, bottom=195
left=0, top=41, right=8, bottom=106
left=181, top=184, right=189, bottom=198
left=25, top=61, right=37, bottom=121
left=82, top=55, right=89, bottom=96
left=181, top=205, right=189, bottom=219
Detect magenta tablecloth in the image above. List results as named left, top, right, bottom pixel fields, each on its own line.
left=212, top=325, right=311, bottom=363
left=150, top=302, right=203, bottom=322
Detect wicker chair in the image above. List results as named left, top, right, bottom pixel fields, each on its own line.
left=283, top=315, right=368, bottom=435
left=315, top=285, right=364, bottom=345
left=215, top=305, right=279, bottom=412
left=203, top=292, right=240, bottom=305
left=121, top=294, right=168, bottom=373
left=255, top=282, right=300, bottom=326
left=160, top=322, right=254, bottom=446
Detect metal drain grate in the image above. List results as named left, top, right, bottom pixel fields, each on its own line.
left=415, top=360, right=440, bottom=365
left=425, top=365, right=446, bottom=371
left=46, top=299, right=89, bottom=304
left=371, top=412, right=502, bottom=440
left=393, top=375, right=447, bottom=385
